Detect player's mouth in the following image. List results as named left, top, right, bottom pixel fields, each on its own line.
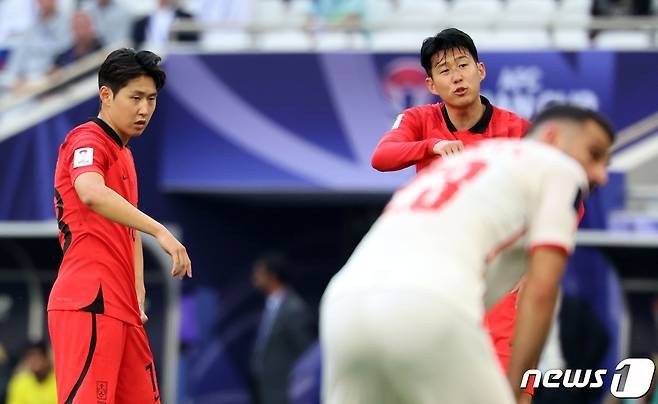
left=134, top=120, right=146, bottom=129
left=453, top=87, right=468, bottom=96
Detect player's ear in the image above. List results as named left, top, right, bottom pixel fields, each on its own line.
left=425, top=76, right=440, bottom=96
left=538, top=124, right=560, bottom=145
left=478, top=62, right=486, bottom=81
left=99, top=86, right=113, bottom=106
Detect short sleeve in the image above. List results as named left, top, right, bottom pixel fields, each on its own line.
left=66, top=133, right=112, bottom=183
left=527, top=161, right=585, bottom=255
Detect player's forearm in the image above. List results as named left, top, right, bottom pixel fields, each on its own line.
left=371, top=135, right=439, bottom=171
left=507, top=277, right=559, bottom=397
left=82, top=183, right=166, bottom=238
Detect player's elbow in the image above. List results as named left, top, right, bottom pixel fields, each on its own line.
left=76, top=184, right=105, bottom=208
left=371, top=149, right=394, bottom=171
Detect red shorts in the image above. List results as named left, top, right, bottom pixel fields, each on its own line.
left=48, top=310, right=161, bottom=404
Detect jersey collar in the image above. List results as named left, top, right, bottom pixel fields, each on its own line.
left=89, top=117, right=124, bottom=148
left=441, top=96, right=493, bottom=134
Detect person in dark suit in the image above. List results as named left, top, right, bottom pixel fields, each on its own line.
left=250, top=253, right=314, bottom=404
left=131, top=0, right=198, bottom=49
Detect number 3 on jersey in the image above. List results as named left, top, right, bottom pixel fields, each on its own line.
left=386, top=160, right=487, bottom=213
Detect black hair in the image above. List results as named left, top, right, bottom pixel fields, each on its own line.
left=255, top=252, right=289, bottom=284
left=530, top=103, right=615, bottom=144
left=22, top=341, right=48, bottom=357
left=98, top=48, right=166, bottom=96
left=420, top=28, right=479, bottom=77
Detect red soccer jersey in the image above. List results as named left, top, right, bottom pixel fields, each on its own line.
left=371, top=96, right=529, bottom=173
left=48, top=118, right=141, bottom=326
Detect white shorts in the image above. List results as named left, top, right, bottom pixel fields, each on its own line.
left=320, top=289, right=515, bottom=404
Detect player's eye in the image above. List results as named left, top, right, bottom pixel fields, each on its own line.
left=440, top=69, right=449, bottom=74
left=459, top=64, right=468, bottom=68
left=132, top=96, right=140, bottom=100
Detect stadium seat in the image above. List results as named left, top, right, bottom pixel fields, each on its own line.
left=200, top=30, right=252, bottom=52
left=555, top=0, right=593, bottom=29
left=552, top=29, right=591, bottom=50
left=255, top=0, right=287, bottom=27
left=497, top=0, right=557, bottom=29
left=446, top=0, right=503, bottom=29
left=395, top=0, right=449, bottom=28
left=256, top=30, right=313, bottom=51
left=315, top=32, right=368, bottom=51
left=364, top=0, right=397, bottom=29
left=481, top=30, right=552, bottom=50
left=593, top=30, right=652, bottom=50
left=369, top=29, right=436, bottom=52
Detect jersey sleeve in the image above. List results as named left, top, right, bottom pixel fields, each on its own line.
left=527, top=162, right=585, bottom=255
left=66, top=132, right=112, bottom=183
left=371, top=108, right=442, bottom=171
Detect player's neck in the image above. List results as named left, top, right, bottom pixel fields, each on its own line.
left=444, top=99, right=485, bottom=131
left=97, top=113, right=130, bottom=146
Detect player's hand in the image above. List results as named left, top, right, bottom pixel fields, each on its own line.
left=432, top=140, right=464, bottom=158
left=139, top=303, right=149, bottom=324
left=155, top=229, right=192, bottom=280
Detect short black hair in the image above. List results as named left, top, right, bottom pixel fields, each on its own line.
left=420, top=28, right=479, bottom=77
left=98, top=48, right=166, bottom=96
left=22, top=341, right=48, bottom=357
left=530, top=103, right=615, bottom=144
left=255, top=252, right=289, bottom=284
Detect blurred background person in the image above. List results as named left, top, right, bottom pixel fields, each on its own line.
left=80, top=0, right=132, bottom=47
left=52, top=10, right=103, bottom=70
left=131, top=0, right=198, bottom=50
left=5, top=341, right=56, bottom=404
left=250, top=252, right=314, bottom=404
left=0, top=0, right=70, bottom=93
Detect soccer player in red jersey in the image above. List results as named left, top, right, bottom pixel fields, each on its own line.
left=48, top=48, right=192, bottom=404
left=371, top=28, right=534, bottom=401
left=371, top=28, right=529, bottom=174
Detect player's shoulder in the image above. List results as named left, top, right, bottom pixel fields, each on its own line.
left=490, top=105, right=530, bottom=134
left=64, top=120, right=109, bottom=147
left=402, top=103, right=440, bottom=119
left=519, top=140, right=587, bottom=182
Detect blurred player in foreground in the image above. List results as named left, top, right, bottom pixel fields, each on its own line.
left=321, top=104, right=613, bottom=404
left=48, top=48, right=192, bottom=403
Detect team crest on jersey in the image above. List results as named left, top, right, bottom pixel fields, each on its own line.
left=73, top=147, right=93, bottom=168
left=96, top=380, right=108, bottom=402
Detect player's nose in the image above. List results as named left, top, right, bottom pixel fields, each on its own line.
left=592, top=164, right=608, bottom=187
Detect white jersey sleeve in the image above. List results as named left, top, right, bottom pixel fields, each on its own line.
left=527, top=158, right=587, bottom=255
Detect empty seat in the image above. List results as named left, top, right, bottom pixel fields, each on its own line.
left=497, top=0, right=557, bottom=29
left=446, top=0, right=503, bottom=29
left=552, top=29, right=590, bottom=50
left=369, top=29, right=435, bottom=51
left=315, top=31, right=368, bottom=51
left=482, top=30, right=552, bottom=50
left=593, top=30, right=652, bottom=50
left=256, top=30, right=313, bottom=51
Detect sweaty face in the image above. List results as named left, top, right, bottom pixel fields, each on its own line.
left=426, top=48, right=485, bottom=108
left=103, top=76, right=157, bottom=141
left=562, top=120, right=612, bottom=191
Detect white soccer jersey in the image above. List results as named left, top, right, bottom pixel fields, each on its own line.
left=326, top=139, right=588, bottom=321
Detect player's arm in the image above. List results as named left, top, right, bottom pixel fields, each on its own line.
left=371, top=109, right=463, bottom=171
left=507, top=246, right=566, bottom=400
left=507, top=161, right=584, bottom=400
left=134, top=231, right=148, bottom=323
left=74, top=172, right=192, bottom=279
